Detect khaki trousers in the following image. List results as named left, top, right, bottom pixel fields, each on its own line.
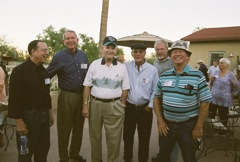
left=89, top=97, right=125, bottom=162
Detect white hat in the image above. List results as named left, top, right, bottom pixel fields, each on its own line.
left=197, top=60, right=204, bottom=63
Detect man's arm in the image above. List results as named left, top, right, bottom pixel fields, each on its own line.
left=82, top=86, right=91, bottom=118
left=121, top=89, right=128, bottom=107
left=153, top=97, right=169, bottom=136
left=192, top=102, right=209, bottom=139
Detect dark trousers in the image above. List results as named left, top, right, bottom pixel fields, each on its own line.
left=57, top=90, right=85, bottom=162
left=158, top=118, right=197, bottom=162
left=123, top=102, right=153, bottom=162
left=209, top=103, right=229, bottom=126
left=17, top=109, right=50, bottom=162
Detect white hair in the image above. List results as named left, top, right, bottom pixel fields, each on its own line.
left=154, top=38, right=168, bottom=48
left=219, top=58, right=230, bottom=65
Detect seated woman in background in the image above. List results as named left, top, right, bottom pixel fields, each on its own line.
left=209, top=58, right=240, bottom=127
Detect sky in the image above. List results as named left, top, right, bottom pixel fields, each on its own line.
left=1, top=0, right=240, bottom=59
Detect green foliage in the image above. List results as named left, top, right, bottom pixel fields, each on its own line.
left=36, top=25, right=66, bottom=57
left=79, top=33, right=98, bottom=63
left=145, top=52, right=156, bottom=65
left=116, top=48, right=125, bottom=56
left=0, top=34, right=20, bottom=59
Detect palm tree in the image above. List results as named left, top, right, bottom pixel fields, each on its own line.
left=98, top=0, right=109, bottom=57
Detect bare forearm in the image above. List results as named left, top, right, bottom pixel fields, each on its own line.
left=153, top=97, right=164, bottom=122
left=83, top=86, right=91, bottom=103
left=121, top=90, right=128, bottom=105
left=195, top=102, right=209, bottom=129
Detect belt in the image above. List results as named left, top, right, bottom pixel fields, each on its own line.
left=166, top=116, right=198, bottom=123
left=127, top=101, right=149, bottom=108
left=61, top=89, right=83, bottom=94
left=91, top=95, right=121, bottom=102
left=25, top=107, right=49, bottom=111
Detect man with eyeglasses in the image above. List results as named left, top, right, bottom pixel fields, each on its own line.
left=122, top=43, right=159, bottom=162
left=8, top=40, right=54, bottom=162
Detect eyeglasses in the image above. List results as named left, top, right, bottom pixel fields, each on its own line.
left=132, top=50, right=145, bottom=54
left=37, top=48, right=49, bottom=52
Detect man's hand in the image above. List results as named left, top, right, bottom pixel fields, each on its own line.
left=145, top=106, right=152, bottom=112
left=49, top=111, right=54, bottom=126
left=192, top=126, right=203, bottom=139
left=16, top=119, right=28, bottom=135
left=157, top=119, right=169, bottom=136
left=116, top=55, right=125, bottom=63
left=82, top=105, right=89, bottom=118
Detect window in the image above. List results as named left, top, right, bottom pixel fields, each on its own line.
left=209, top=51, right=225, bottom=66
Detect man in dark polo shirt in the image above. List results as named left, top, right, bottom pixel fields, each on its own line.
left=8, top=40, right=54, bottom=162
left=47, top=30, right=88, bottom=162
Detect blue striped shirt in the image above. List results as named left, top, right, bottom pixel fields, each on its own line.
left=154, top=64, right=212, bottom=122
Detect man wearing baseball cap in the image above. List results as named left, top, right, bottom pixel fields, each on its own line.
left=153, top=40, right=212, bottom=162
left=83, top=36, right=130, bottom=162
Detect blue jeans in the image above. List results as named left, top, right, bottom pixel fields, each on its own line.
left=158, top=117, right=197, bottom=162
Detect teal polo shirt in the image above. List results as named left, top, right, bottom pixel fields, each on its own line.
left=154, top=64, right=212, bottom=122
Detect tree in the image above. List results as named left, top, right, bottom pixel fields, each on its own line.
left=36, top=25, right=66, bottom=57
left=98, top=0, right=109, bottom=58
left=0, top=34, right=20, bottom=59
left=145, top=52, right=156, bottom=65
left=79, top=34, right=98, bottom=63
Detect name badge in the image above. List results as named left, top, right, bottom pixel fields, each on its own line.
left=164, top=80, right=173, bottom=86
left=81, top=64, right=88, bottom=69
left=142, top=77, right=149, bottom=83
left=45, top=78, right=51, bottom=85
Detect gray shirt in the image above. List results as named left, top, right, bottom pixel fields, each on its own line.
left=153, top=56, right=173, bottom=76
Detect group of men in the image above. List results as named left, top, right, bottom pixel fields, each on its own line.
left=8, top=30, right=213, bottom=162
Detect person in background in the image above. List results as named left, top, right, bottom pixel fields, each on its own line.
left=82, top=36, right=130, bottom=162
left=8, top=40, right=54, bottom=162
left=209, top=58, right=240, bottom=127
left=207, top=59, right=219, bottom=80
left=47, top=30, right=88, bottom=162
left=122, top=43, right=159, bottom=162
left=154, top=40, right=212, bottom=162
left=153, top=39, right=173, bottom=76
left=152, top=39, right=180, bottom=162
left=0, top=58, right=7, bottom=147
left=207, top=59, right=219, bottom=88
left=197, top=60, right=209, bottom=82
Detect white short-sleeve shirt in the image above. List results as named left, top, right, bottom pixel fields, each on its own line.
left=83, top=58, right=130, bottom=99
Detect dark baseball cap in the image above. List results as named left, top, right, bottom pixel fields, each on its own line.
left=131, top=43, right=147, bottom=50
left=103, top=36, right=117, bottom=46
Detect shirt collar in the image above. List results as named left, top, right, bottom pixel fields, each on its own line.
left=101, top=57, right=117, bottom=65
left=26, top=57, right=44, bottom=71
left=171, top=64, right=190, bottom=75
left=156, top=56, right=171, bottom=63
left=65, top=48, right=78, bottom=55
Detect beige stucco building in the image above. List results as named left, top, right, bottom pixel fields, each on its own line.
left=181, top=26, right=240, bottom=71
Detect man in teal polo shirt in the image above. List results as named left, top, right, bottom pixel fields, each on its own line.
left=153, top=40, right=212, bottom=162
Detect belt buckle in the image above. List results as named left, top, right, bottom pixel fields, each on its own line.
left=134, top=104, right=142, bottom=108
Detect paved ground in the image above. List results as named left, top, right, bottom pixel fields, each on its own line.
left=1, top=96, right=240, bottom=162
